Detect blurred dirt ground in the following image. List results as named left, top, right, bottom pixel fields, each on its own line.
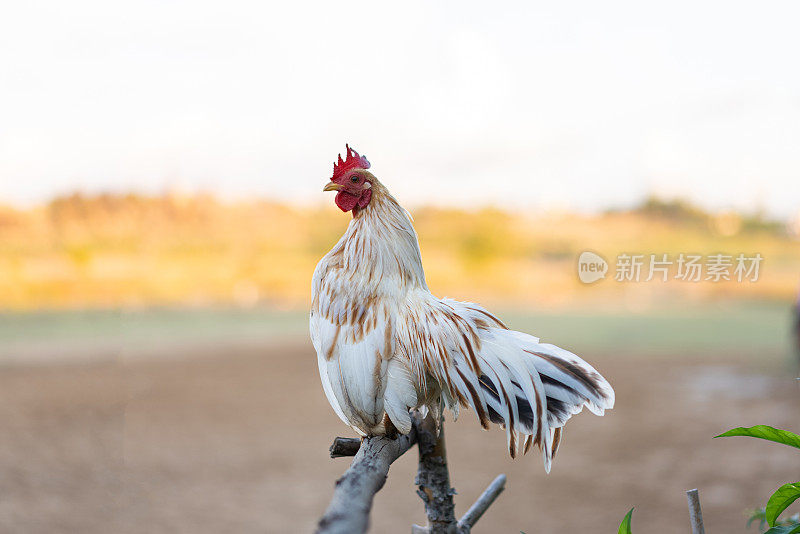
left=0, top=339, right=797, bottom=533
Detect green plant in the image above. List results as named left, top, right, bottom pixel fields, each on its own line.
left=617, top=507, right=634, bottom=534
left=747, top=508, right=800, bottom=533
left=716, top=425, right=800, bottom=533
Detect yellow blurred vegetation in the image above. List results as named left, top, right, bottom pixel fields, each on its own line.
left=0, top=193, right=797, bottom=310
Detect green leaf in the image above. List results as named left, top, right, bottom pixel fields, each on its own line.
left=714, top=426, right=800, bottom=450
left=618, top=507, right=634, bottom=534
left=764, top=525, right=800, bottom=534
left=767, top=483, right=800, bottom=527
left=748, top=507, right=768, bottom=529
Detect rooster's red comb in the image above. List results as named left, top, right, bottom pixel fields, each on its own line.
left=332, top=144, right=370, bottom=180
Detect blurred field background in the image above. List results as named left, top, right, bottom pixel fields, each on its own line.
left=1, top=192, right=799, bottom=533
left=4, top=0, right=800, bottom=532
left=1, top=193, right=798, bottom=310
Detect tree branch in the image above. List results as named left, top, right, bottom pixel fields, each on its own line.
left=319, top=412, right=505, bottom=534
left=414, top=414, right=457, bottom=533
left=329, top=437, right=361, bottom=458
left=316, top=427, right=418, bottom=534
left=457, top=474, right=507, bottom=532
left=411, top=414, right=506, bottom=534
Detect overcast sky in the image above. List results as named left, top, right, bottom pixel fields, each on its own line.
left=1, top=1, right=799, bottom=217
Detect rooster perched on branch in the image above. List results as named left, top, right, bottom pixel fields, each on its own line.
left=310, top=145, right=614, bottom=471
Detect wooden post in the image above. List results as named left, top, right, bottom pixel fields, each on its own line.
left=686, top=488, right=705, bottom=534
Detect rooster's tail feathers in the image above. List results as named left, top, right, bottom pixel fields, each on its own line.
left=447, top=327, right=614, bottom=472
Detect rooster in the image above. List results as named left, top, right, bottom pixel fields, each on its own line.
left=310, top=145, right=614, bottom=471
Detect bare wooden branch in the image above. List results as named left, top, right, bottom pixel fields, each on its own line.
left=457, top=474, right=507, bottom=532
left=316, top=429, right=418, bottom=534
left=686, top=488, right=705, bottom=534
left=320, top=412, right=506, bottom=534
left=329, top=437, right=361, bottom=458
left=414, top=473, right=507, bottom=534
left=414, top=413, right=457, bottom=534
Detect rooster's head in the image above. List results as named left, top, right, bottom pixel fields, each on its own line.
left=324, top=144, right=375, bottom=212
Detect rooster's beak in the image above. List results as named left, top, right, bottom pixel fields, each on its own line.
left=323, top=182, right=343, bottom=192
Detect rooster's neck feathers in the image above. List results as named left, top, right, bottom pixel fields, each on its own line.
left=329, top=181, right=427, bottom=293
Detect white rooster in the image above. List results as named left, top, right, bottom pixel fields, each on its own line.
left=310, top=145, right=614, bottom=471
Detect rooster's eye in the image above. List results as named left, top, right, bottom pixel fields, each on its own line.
left=350, top=175, right=359, bottom=183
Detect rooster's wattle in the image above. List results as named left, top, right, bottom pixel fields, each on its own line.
left=310, top=145, right=614, bottom=471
